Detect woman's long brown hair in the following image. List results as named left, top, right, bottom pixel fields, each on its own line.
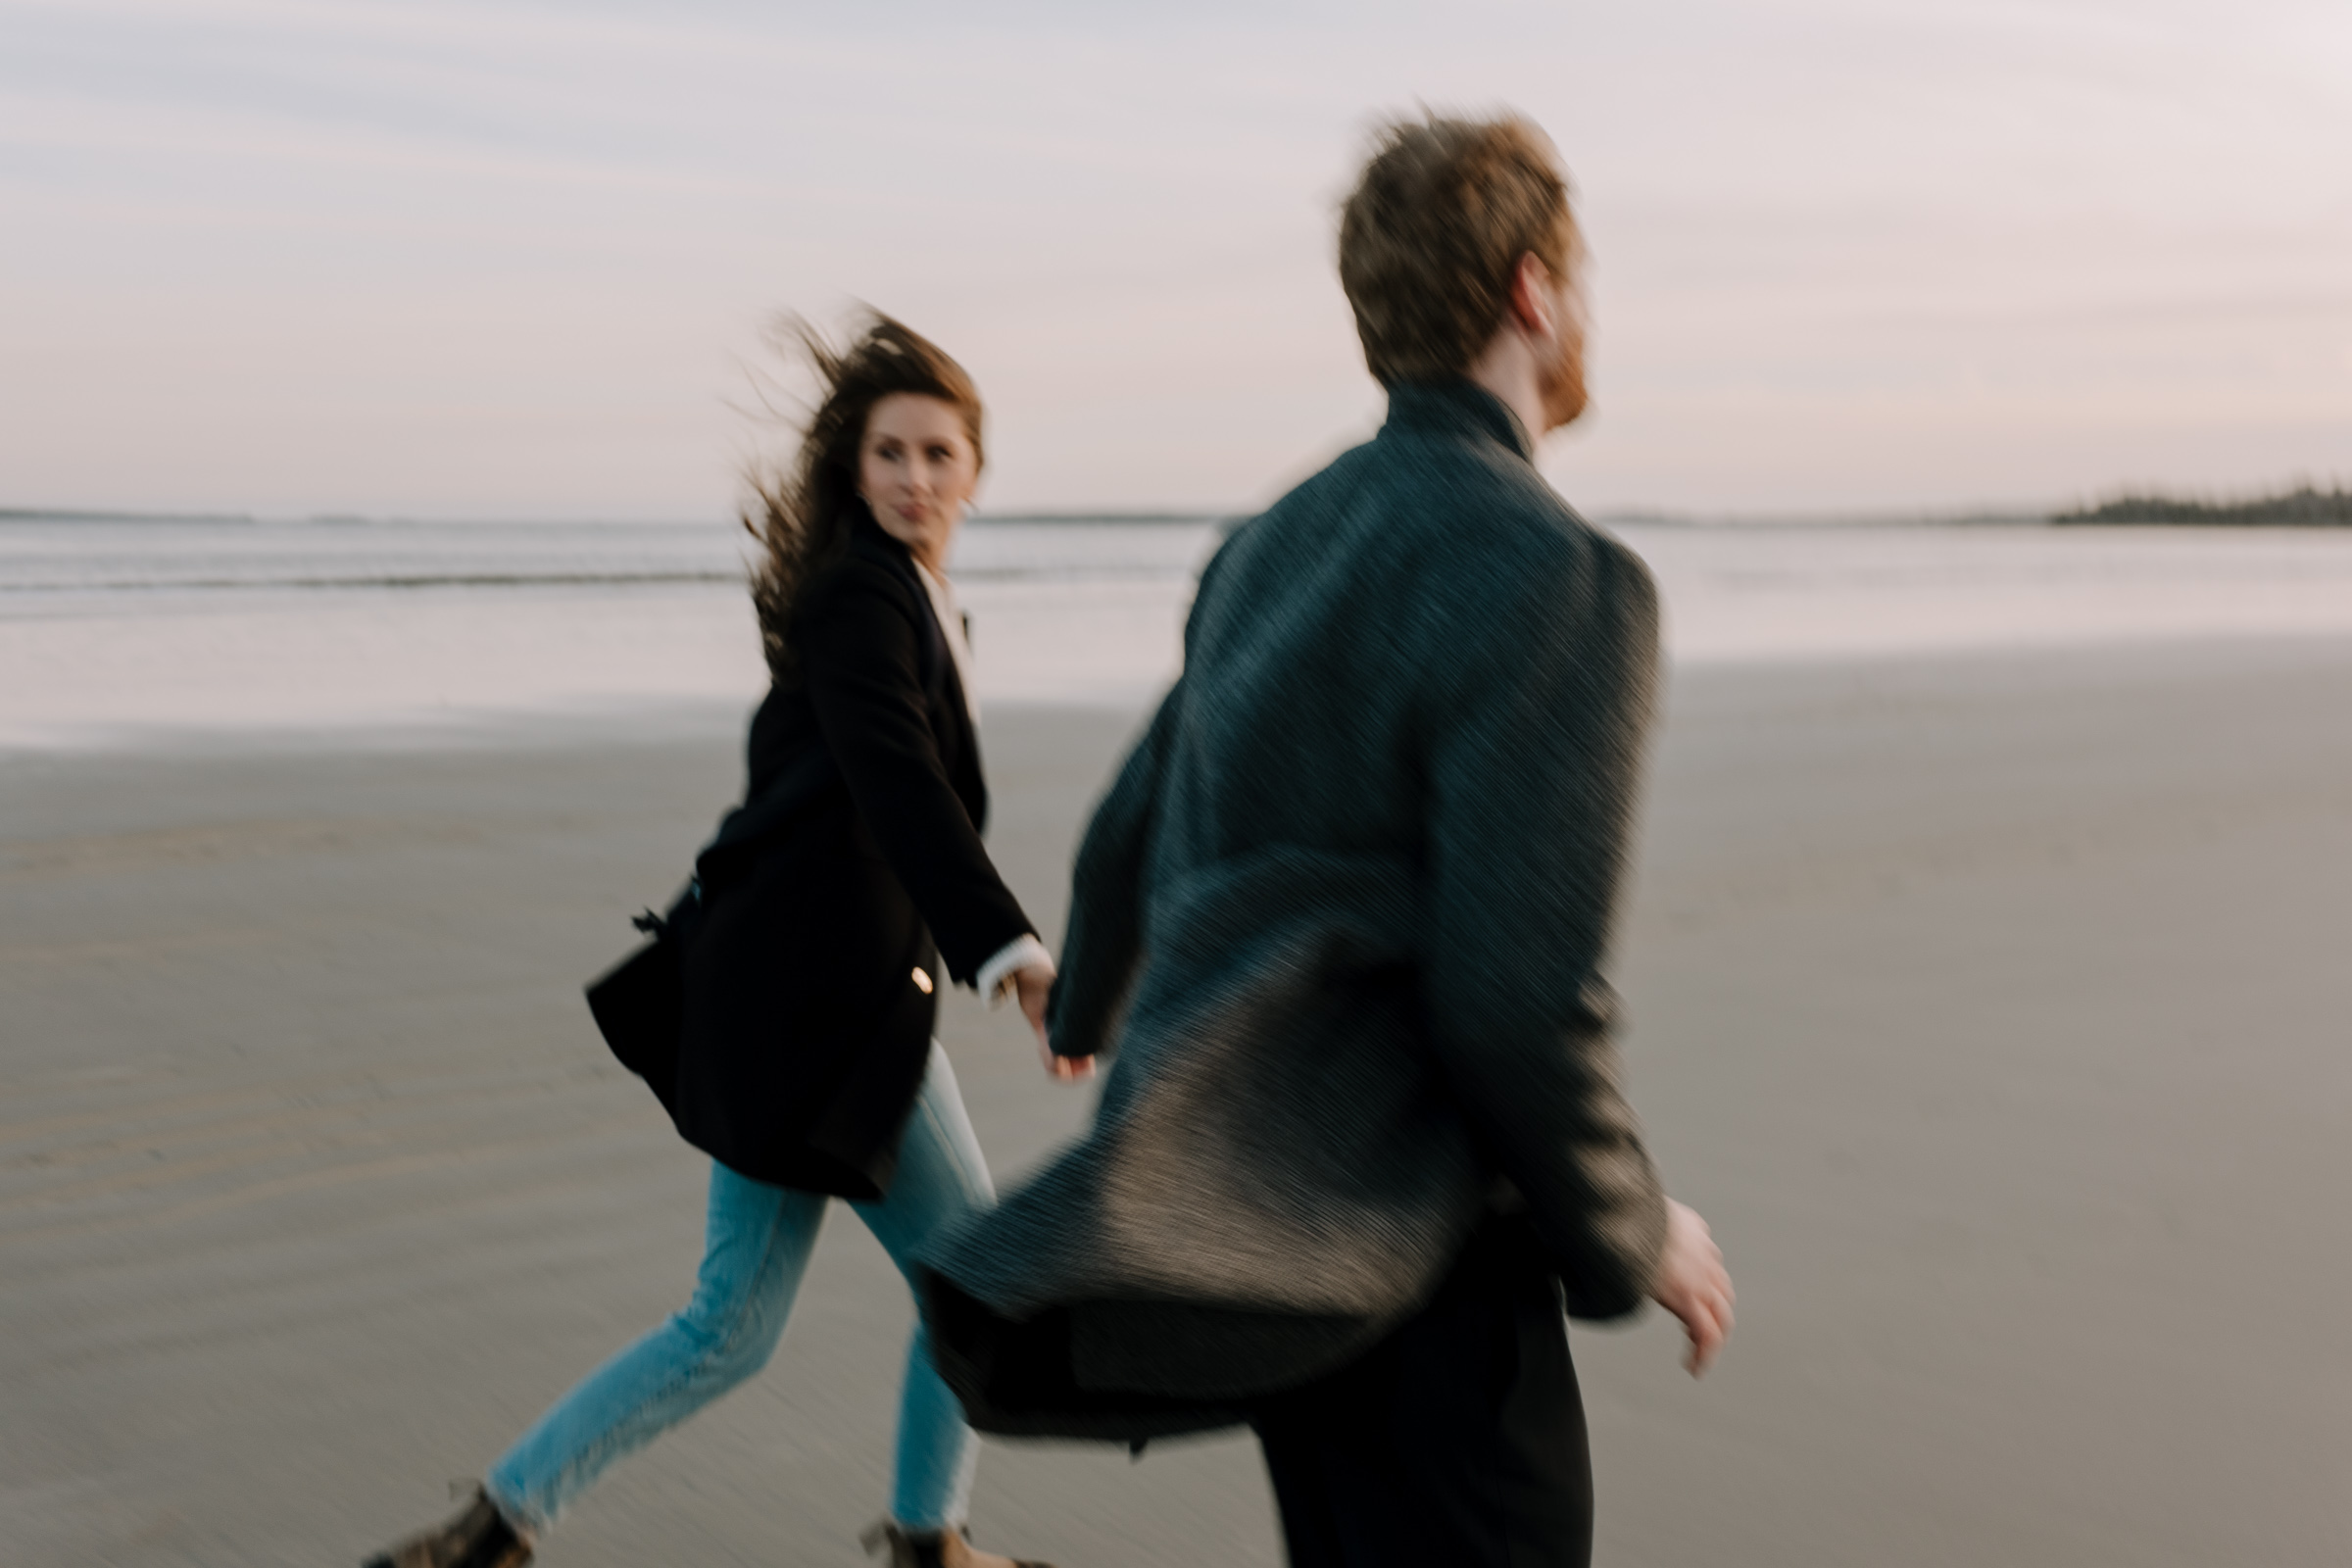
left=743, top=314, right=986, bottom=684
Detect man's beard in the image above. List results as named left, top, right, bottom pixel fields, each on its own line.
left=1537, top=329, right=1589, bottom=430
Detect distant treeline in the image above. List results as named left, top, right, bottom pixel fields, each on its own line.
left=2053, top=485, right=2352, bottom=527
left=0, top=508, right=258, bottom=523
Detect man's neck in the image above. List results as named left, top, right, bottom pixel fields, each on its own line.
left=1463, top=344, right=1548, bottom=453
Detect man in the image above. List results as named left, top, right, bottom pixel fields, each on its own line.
left=921, top=113, right=1735, bottom=1566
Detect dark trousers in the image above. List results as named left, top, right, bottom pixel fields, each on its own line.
left=1250, top=1218, right=1593, bottom=1568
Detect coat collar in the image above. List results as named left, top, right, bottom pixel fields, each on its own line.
left=848, top=506, right=914, bottom=568
left=1379, top=379, right=1535, bottom=465
left=845, top=506, right=964, bottom=716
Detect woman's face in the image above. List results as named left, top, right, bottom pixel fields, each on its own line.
left=858, top=393, right=980, bottom=571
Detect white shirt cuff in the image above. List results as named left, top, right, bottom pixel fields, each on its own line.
left=976, top=933, right=1052, bottom=1008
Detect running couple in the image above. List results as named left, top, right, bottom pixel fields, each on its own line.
left=365, top=109, right=1734, bottom=1568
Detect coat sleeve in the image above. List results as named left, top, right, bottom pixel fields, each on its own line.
left=798, top=564, right=1034, bottom=986
left=1046, top=525, right=1243, bottom=1058
left=1418, top=530, right=1669, bottom=1319
left=1043, top=682, right=1178, bottom=1058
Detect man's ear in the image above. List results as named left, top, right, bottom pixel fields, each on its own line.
left=1507, top=252, right=1556, bottom=339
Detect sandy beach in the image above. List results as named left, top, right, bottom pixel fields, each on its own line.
left=6, top=636, right=2351, bottom=1567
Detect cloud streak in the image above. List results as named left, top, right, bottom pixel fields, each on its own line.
left=2, top=0, right=2347, bottom=516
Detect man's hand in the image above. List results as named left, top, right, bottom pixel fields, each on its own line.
left=1651, top=1198, right=1735, bottom=1376
left=1013, top=960, right=1093, bottom=1082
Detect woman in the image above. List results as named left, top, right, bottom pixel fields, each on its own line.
left=366, top=317, right=1076, bottom=1568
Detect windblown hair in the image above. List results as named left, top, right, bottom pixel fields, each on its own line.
left=743, top=314, right=985, bottom=684
left=1338, top=113, right=1578, bottom=387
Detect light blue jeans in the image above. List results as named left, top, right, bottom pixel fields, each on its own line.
left=485, top=1044, right=992, bottom=1536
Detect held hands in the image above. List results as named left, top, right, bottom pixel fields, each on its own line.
left=1012, top=959, right=1093, bottom=1083
left=1651, top=1198, right=1736, bottom=1377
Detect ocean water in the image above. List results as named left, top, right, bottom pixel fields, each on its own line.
left=4, top=512, right=2351, bottom=749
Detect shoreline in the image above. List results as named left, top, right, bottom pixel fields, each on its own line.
left=7, top=624, right=2352, bottom=759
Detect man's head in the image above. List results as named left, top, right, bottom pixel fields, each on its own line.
left=1338, top=113, right=1589, bottom=430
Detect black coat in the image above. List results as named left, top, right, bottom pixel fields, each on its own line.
left=664, top=516, right=1033, bottom=1200
left=921, top=382, right=1668, bottom=1439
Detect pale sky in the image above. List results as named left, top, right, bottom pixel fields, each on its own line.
left=5, top=0, right=2349, bottom=518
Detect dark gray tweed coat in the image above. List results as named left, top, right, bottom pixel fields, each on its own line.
left=921, top=380, right=1669, bottom=1440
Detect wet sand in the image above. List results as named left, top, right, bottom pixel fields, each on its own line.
left=4, top=638, right=2350, bottom=1566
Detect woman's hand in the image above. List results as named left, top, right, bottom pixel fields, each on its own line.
left=1651, top=1198, right=1735, bottom=1376
left=1012, top=960, right=1092, bottom=1082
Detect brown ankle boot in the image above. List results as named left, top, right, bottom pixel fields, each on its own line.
left=860, top=1518, right=1057, bottom=1568
left=361, top=1487, right=533, bottom=1568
